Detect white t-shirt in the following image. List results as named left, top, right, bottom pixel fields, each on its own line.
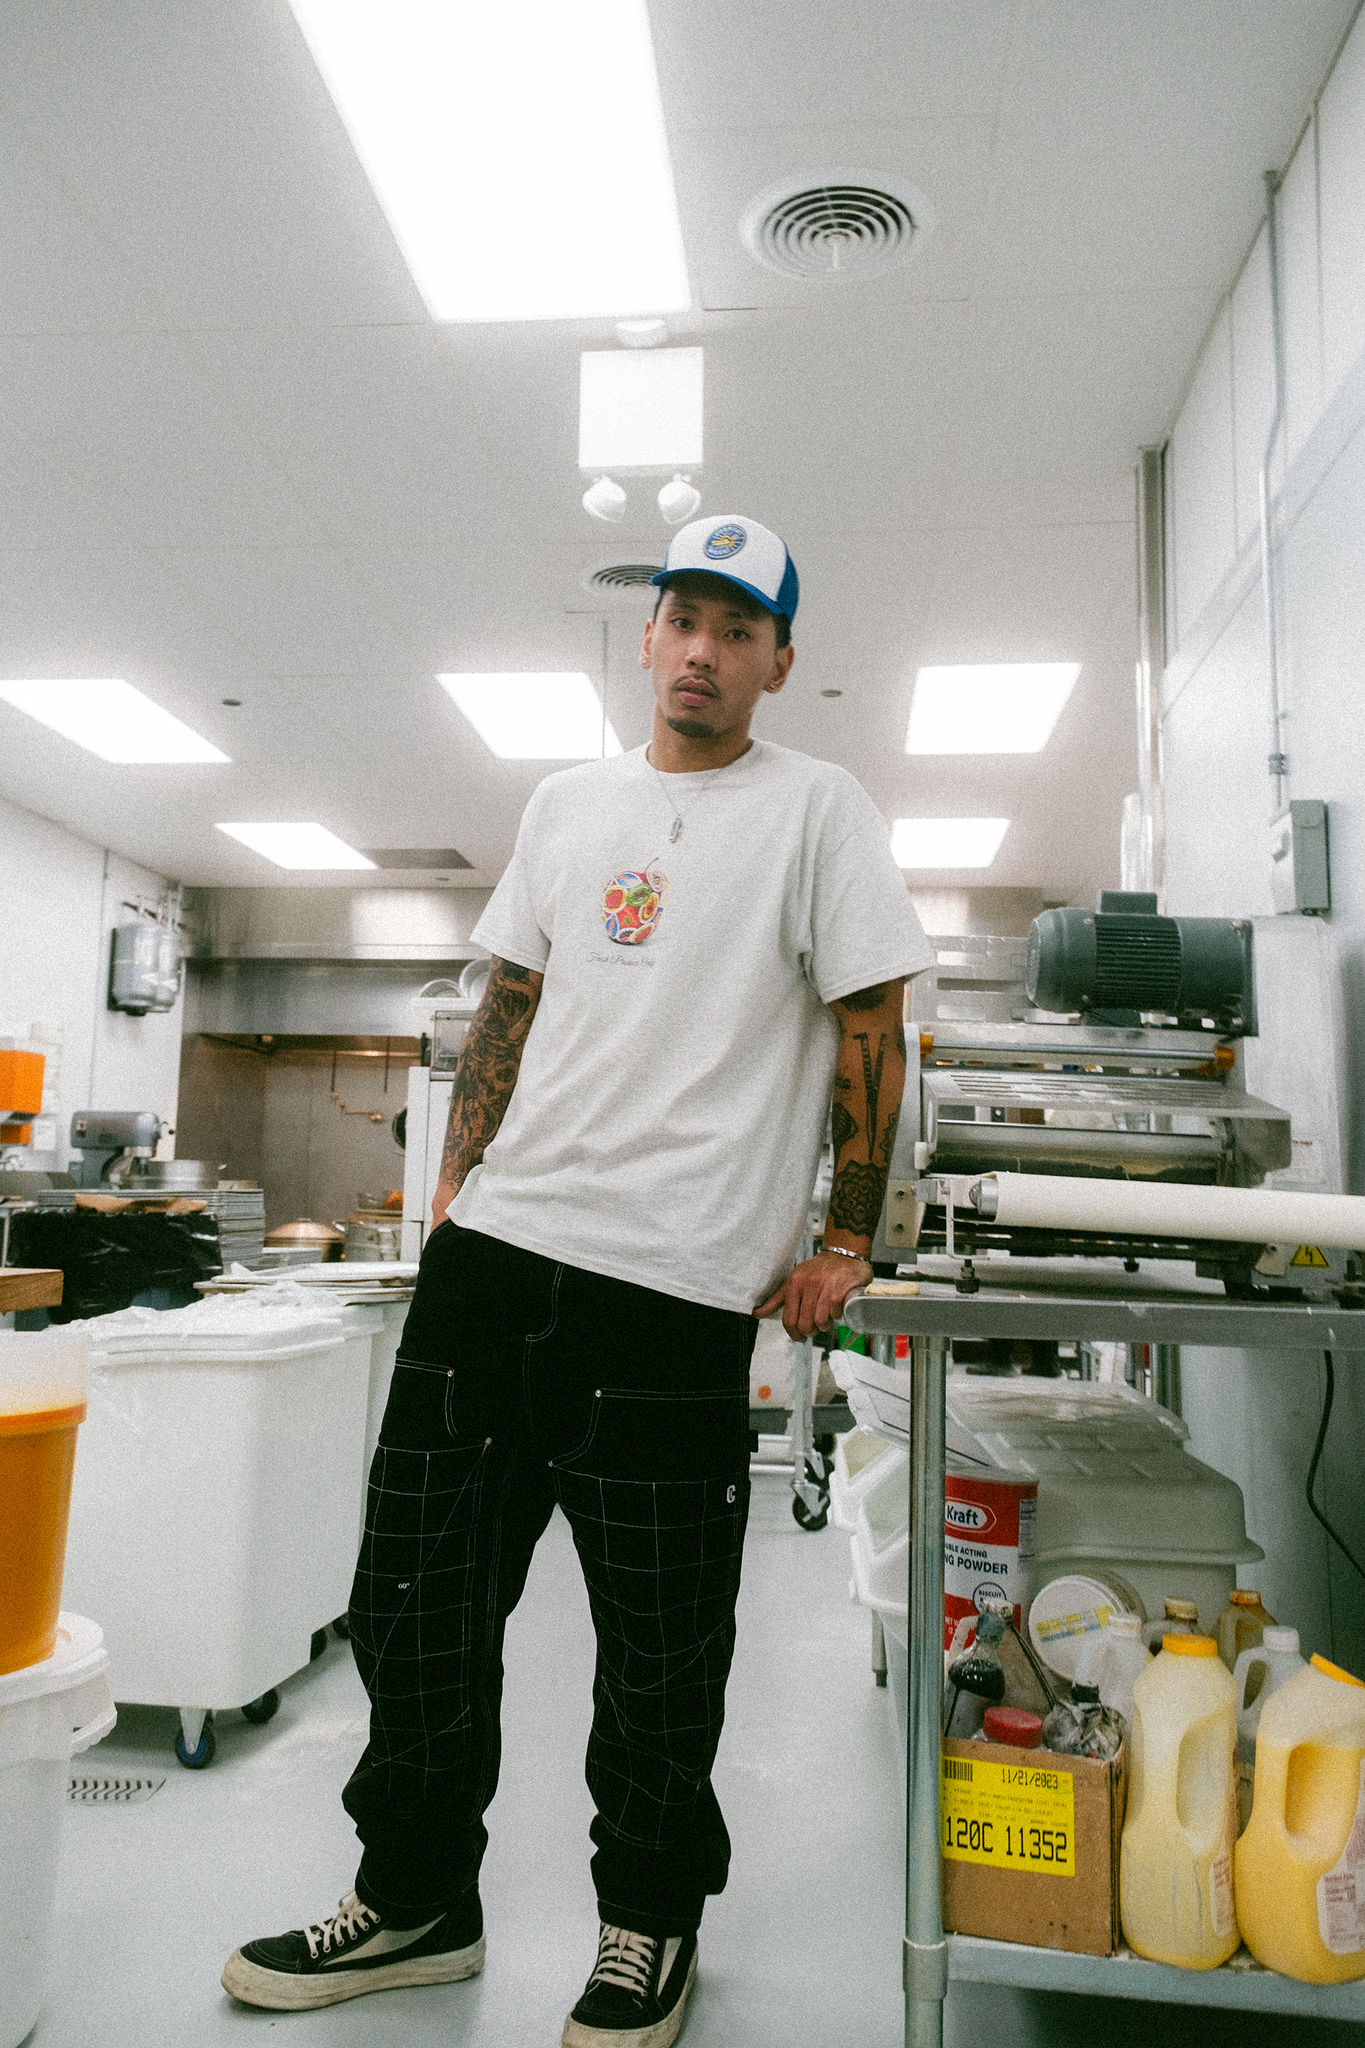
left=448, top=739, right=934, bottom=1315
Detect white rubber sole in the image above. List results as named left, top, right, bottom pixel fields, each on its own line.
left=221, top=1934, right=486, bottom=2010
left=561, top=1946, right=698, bottom=2048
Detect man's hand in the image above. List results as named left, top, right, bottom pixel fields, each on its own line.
left=755, top=1249, right=872, bottom=1341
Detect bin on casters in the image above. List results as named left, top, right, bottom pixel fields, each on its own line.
left=62, top=1293, right=374, bottom=1767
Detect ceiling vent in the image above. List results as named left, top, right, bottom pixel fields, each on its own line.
left=740, top=169, right=935, bottom=282
left=582, top=560, right=663, bottom=603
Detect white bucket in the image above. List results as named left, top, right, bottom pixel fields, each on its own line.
left=0, top=1613, right=115, bottom=2048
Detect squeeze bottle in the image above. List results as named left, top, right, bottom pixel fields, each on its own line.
left=1142, top=1595, right=1203, bottom=1650
left=1120, top=1634, right=1240, bottom=1967
left=1232, top=1626, right=1306, bottom=1833
left=1235, top=1654, right=1365, bottom=1983
left=1216, top=1588, right=1276, bottom=1671
left=1074, top=1613, right=1151, bottom=1725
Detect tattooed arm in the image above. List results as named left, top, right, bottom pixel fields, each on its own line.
left=428, top=956, right=544, bottom=1229
left=755, top=977, right=906, bottom=1340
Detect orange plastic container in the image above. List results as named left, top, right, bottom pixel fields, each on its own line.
left=0, top=1331, right=89, bottom=1674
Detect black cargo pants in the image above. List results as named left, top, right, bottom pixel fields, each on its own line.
left=342, top=1222, right=757, bottom=1935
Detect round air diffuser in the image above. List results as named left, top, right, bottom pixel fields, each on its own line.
left=581, top=561, right=663, bottom=604
left=740, top=169, right=936, bottom=281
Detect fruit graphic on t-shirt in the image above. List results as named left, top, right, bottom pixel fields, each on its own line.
left=602, top=868, right=667, bottom=945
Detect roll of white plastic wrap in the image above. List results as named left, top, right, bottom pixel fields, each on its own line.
left=979, top=1173, right=1365, bottom=1250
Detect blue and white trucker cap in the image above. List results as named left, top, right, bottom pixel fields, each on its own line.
left=650, top=515, right=799, bottom=624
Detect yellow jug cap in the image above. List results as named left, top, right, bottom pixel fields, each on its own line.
left=1163, top=1633, right=1217, bottom=1656
left=1310, top=1653, right=1365, bottom=1689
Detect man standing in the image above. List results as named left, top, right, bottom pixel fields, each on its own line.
left=224, top=516, right=932, bottom=2046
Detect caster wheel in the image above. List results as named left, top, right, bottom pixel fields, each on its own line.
left=332, top=1613, right=351, bottom=1641
left=310, top=1629, right=329, bottom=1661
left=241, top=1688, right=280, bottom=1725
left=175, top=1719, right=217, bottom=1769
left=791, top=1493, right=829, bottom=1533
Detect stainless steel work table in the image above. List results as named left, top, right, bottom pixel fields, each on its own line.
left=841, top=1267, right=1365, bottom=2044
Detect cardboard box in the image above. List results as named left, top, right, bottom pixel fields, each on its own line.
left=940, top=1737, right=1127, bottom=1957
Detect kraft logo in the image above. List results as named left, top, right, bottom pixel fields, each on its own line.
left=945, top=1500, right=995, bottom=1534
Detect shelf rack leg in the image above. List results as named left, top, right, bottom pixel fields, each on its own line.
left=905, top=1333, right=947, bottom=2048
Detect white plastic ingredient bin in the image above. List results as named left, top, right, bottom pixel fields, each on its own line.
left=0, top=1613, right=115, bottom=2048
left=61, top=1290, right=376, bottom=1764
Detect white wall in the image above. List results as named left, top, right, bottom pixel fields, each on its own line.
left=1159, top=13, right=1365, bottom=1670
left=0, top=793, right=183, bottom=1170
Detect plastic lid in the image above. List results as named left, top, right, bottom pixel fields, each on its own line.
left=1164, top=1597, right=1199, bottom=1619
left=983, top=1706, right=1043, bottom=1747
left=1230, top=1589, right=1262, bottom=1606
left=1262, top=1627, right=1300, bottom=1653
left=0, top=1327, right=89, bottom=1423
left=1107, top=1616, right=1143, bottom=1640
left=1164, top=1633, right=1217, bottom=1657
left=1311, top=1653, right=1365, bottom=1690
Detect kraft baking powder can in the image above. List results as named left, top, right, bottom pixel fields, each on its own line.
left=943, top=1462, right=1037, bottom=1651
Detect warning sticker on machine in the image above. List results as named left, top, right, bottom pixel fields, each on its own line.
left=940, top=1754, right=1075, bottom=1877
left=1291, top=1245, right=1331, bottom=1269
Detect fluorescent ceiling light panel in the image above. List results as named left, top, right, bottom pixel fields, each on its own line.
left=579, top=349, right=703, bottom=470
left=906, top=663, right=1081, bottom=754
left=891, top=818, right=1009, bottom=869
left=439, top=673, right=622, bottom=759
left=286, top=0, right=691, bottom=322
left=216, top=824, right=376, bottom=869
left=0, top=679, right=228, bottom=763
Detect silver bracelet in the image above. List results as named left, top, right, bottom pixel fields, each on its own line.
left=822, top=1244, right=872, bottom=1266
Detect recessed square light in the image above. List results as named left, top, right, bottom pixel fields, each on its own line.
left=905, top=663, right=1081, bottom=754
left=891, top=818, right=1009, bottom=868
left=286, top=0, right=690, bottom=322
left=216, top=824, right=376, bottom=869
left=0, top=680, right=229, bottom=763
left=579, top=348, right=703, bottom=471
left=438, top=673, right=622, bottom=759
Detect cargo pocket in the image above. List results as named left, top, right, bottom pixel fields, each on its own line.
left=556, top=1386, right=749, bottom=1482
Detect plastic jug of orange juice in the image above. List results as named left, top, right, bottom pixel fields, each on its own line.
left=1120, top=1634, right=1240, bottom=1967
left=0, top=1329, right=90, bottom=1674
left=1232, top=1626, right=1306, bottom=1833
left=1236, top=1654, right=1365, bottom=1982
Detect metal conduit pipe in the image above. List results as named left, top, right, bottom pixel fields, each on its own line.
left=1259, top=167, right=1289, bottom=818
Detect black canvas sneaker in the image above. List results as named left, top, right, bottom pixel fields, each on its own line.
left=563, top=1924, right=699, bottom=2048
left=221, top=1888, right=484, bottom=2010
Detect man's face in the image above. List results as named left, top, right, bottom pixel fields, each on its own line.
left=641, top=577, right=795, bottom=742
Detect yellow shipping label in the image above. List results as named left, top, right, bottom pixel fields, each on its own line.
left=940, top=1753, right=1076, bottom=1877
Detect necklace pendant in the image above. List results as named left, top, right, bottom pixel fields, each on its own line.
left=669, top=817, right=682, bottom=843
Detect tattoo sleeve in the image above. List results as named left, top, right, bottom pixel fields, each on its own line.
left=825, top=980, right=907, bottom=1246
left=435, top=956, right=544, bottom=1200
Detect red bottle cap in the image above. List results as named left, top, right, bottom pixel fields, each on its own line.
left=983, top=1706, right=1043, bottom=1748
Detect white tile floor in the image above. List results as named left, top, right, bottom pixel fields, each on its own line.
left=36, top=1476, right=1363, bottom=2048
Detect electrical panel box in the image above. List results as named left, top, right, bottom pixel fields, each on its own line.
left=1270, top=801, right=1330, bottom=915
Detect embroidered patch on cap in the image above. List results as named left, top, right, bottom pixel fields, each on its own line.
left=703, top=522, right=747, bottom=560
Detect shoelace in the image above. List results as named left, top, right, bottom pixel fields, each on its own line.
left=303, top=1893, right=379, bottom=1961
left=588, top=1925, right=657, bottom=1998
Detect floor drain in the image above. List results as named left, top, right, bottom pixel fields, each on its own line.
left=68, top=1777, right=166, bottom=1804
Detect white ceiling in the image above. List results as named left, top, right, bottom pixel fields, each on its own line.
left=0, top=0, right=1351, bottom=899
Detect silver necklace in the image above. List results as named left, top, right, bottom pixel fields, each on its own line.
left=646, top=750, right=726, bottom=843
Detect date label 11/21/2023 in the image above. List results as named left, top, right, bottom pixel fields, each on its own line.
left=940, top=1755, right=1076, bottom=1878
